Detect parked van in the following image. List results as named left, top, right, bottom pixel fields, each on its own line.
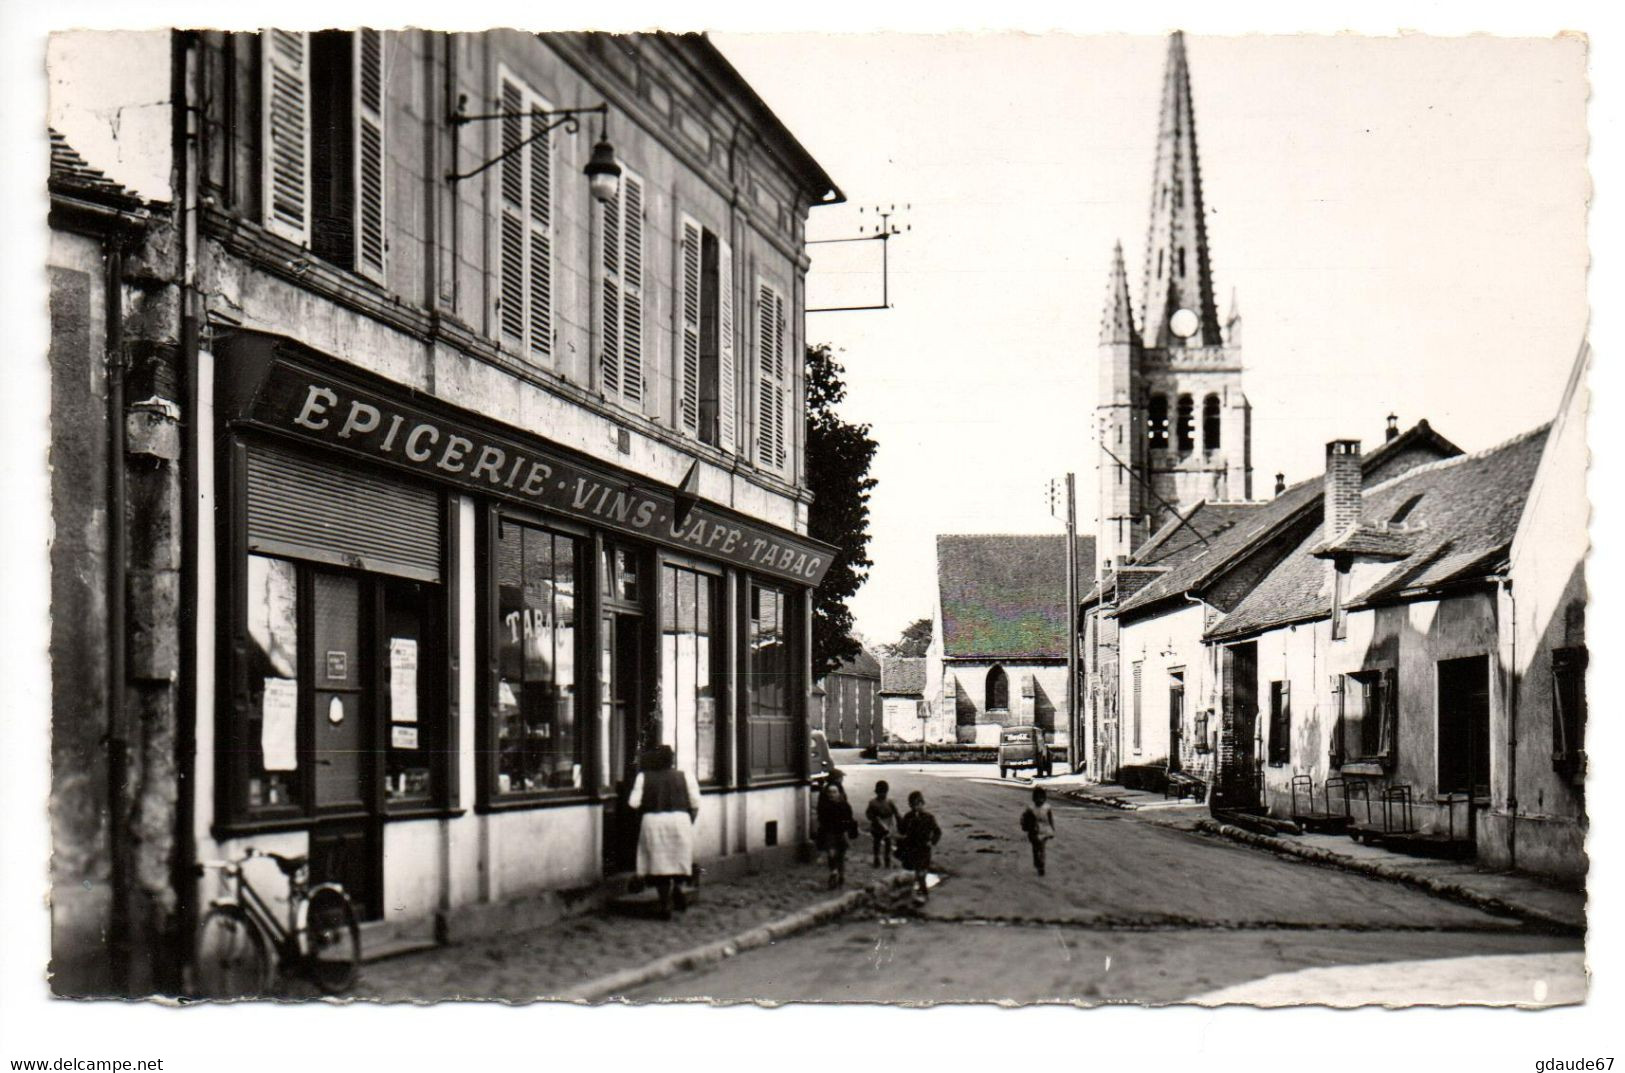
left=998, top=725, right=1052, bottom=779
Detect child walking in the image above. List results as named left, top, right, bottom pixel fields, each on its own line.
left=1020, top=786, right=1056, bottom=876
left=865, top=779, right=902, bottom=867
left=896, top=790, right=942, bottom=904
left=815, top=770, right=860, bottom=889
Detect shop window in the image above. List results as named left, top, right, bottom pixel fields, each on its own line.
left=1552, top=646, right=1588, bottom=778
left=679, top=218, right=737, bottom=449
left=261, top=29, right=386, bottom=283
left=661, top=562, right=724, bottom=784
left=986, top=665, right=1009, bottom=712
left=746, top=581, right=798, bottom=778
left=491, top=518, right=583, bottom=795
left=1267, top=680, right=1290, bottom=766
left=1203, top=394, right=1221, bottom=451
left=233, top=552, right=446, bottom=823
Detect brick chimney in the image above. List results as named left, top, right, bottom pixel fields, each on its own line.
left=1325, top=440, right=1363, bottom=538
left=1385, top=413, right=1399, bottom=442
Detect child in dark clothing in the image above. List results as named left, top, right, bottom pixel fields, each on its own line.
left=815, top=770, right=859, bottom=888
left=896, top=790, right=942, bottom=904
left=865, top=780, right=902, bottom=867
left=1020, top=786, right=1056, bottom=876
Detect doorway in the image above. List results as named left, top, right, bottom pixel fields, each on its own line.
left=1438, top=655, right=1490, bottom=797
left=601, top=611, right=647, bottom=873
left=1167, top=670, right=1185, bottom=774
left=1216, top=642, right=1261, bottom=809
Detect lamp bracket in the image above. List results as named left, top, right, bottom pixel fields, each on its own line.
left=446, top=102, right=609, bottom=184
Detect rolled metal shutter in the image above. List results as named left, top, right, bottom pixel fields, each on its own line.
left=246, top=443, right=442, bottom=582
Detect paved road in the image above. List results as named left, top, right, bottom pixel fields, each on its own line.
left=626, top=764, right=1584, bottom=1006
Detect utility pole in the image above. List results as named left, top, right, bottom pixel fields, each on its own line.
left=1065, top=473, right=1080, bottom=773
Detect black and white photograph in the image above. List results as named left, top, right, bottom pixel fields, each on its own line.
left=2, top=2, right=1619, bottom=1069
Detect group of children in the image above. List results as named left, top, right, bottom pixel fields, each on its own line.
left=815, top=772, right=1057, bottom=903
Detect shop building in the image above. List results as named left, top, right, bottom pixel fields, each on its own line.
left=48, top=29, right=841, bottom=995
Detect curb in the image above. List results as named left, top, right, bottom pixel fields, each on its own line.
left=559, top=872, right=917, bottom=1002
left=1195, top=819, right=1583, bottom=934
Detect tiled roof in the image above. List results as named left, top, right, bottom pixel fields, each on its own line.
left=880, top=657, right=926, bottom=695
left=49, top=129, right=149, bottom=211
left=936, top=533, right=1096, bottom=658
left=1105, top=420, right=1461, bottom=619
left=1311, top=524, right=1423, bottom=560
left=1209, top=423, right=1551, bottom=641
left=832, top=646, right=882, bottom=679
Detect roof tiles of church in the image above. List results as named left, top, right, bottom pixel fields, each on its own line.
left=1140, top=31, right=1222, bottom=349
left=937, top=534, right=1097, bottom=659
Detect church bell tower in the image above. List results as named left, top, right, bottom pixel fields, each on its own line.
left=1096, top=31, right=1253, bottom=579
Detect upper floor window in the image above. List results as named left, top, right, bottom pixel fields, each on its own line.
left=755, top=280, right=789, bottom=472
left=1203, top=394, right=1222, bottom=450
left=678, top=217, right=737, bottom=451
left=599, top=167, right=647, bottom=409
left=261, top=29, right=385, bottom=284
left=495, top=70, right=555, bottom=365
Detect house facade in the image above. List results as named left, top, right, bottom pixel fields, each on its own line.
left=48, top=29, right=841, bottom=996
left=879, top=657, right=939, bottom=743
left=1207, top=424, right=1556, bottom=868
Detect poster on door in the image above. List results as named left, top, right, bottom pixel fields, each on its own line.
left=389, top=637, right=418, bottom=723
left=260, top=677, right=298, bottom=771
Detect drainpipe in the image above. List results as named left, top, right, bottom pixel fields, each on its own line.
left=170, top=29, right=202, bottom=995
left=1499, top=575, right=1518, bottom=871
left=105, top=239, right=131, bottom=994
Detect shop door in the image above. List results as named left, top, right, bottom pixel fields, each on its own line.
left=1215, top=643, right=1261, bottom=810
left=601, top=611, right=646, bottom=874
left=1168, top=678, right=1185, bottom=774
left=310, top=571, right=382, bottom=919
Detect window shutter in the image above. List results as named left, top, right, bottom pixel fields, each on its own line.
left=620, top=173, right=645, bottom=406
left=600, top=179, right=622, bottom=397
left=756, top=282, right=787, bottom=470
left=353, top=29, right=385, bottom=283
left=1328, top=675, right=1345, bottom=767
left=717, top=240, right=737, bottom=453
left=679, top=218, right=702, bottom=433
left=773, top=291, right=789, bottom=469
left=498, top=79, right=526, bottom=343
left=261, top=30, right=311, bottom=246
left=526, top=102, right=553, bottom=360
left=1378, top=668, right=1398, bottom=764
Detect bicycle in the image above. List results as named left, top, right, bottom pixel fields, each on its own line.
left=193, top=847, right=361, bottom=998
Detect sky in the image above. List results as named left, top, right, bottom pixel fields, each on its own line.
left=712, top=32, right=1590, bottom=645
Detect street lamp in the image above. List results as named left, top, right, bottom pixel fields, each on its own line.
left=584, top=134, right=622, bottom=204
left=447, top=97, right=620, bottom=202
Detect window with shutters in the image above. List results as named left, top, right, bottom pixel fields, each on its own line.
left=755, top=279, right=789, bottom=472
left=599, top=167, right=646, bottom=408
left=1333, top=669, right=1395, bottom=768
left=1267, top=680, right=1290, bottom=765
left=1131, top=660, right=1143, bottom=751
left=677, top=217, right=736, bottom=449
left=262, top=29, right=386, bottom=283
left=1551, top=646, right=1587, bottom=779
left=494, top=70, right=555, bottom=365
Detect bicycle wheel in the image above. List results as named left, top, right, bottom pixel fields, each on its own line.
left=302, top=885, right=361, bottom=994
left=194, top=904, right=273, bottom=999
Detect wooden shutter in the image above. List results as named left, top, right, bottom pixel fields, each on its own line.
left=717, top=240, right=737, bottom=453
left=621, top=173, right=645, bottom=406
left=756, top=282, right=787, bottom=470
left=262, top=30, right=311, bottom=246
left=245, top=444, right=441, bottom=582
left=679, top=218, right=702, bottom=433
left=353, top=29, right=385, bottom=283
left=1377, top=668, right=1398, bottom=764
left=526, top=102, right=553, bottom=360
left=1131, top=660, right=1143, bottom=750
left=1328, top=674, right=1345, bottom=767
left=498, top=78, right=526, bottom=343
left=600, top=177, right=622, bottom=396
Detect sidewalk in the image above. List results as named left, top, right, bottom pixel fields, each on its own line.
left=1048, top=776, right=1207, bottom=816
left=348, top=854, right=901, bottom=1002
left=1197, top=819, right=1585, bottom=932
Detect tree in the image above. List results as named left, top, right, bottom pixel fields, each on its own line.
left=878, top=616, right=933, bottom=658
left=806, top=343, right=878, bottom=678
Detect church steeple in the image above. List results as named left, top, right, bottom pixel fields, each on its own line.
left=1140, top=31, right=1222, bottom=349
left=1100, top=240, right=1137, bottom=345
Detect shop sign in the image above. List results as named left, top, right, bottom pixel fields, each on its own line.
left=239, top=357, right=836, bottom=587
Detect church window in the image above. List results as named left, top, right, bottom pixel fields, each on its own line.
left=1148, top=394, right=1170, bottom=449
left=986, top=666, right=1009, bottom=712
left=1203, top=394, right=1221, bottom=450
left=1177, top=247, right=1186, bottom=278
left=1176, top=394, right=1195, bottom=453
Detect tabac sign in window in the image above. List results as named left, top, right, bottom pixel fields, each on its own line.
left=222, top=340, right=835, bottom=588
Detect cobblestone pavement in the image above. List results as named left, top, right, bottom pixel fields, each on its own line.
left=349, top=855, right=892, bottom=1002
